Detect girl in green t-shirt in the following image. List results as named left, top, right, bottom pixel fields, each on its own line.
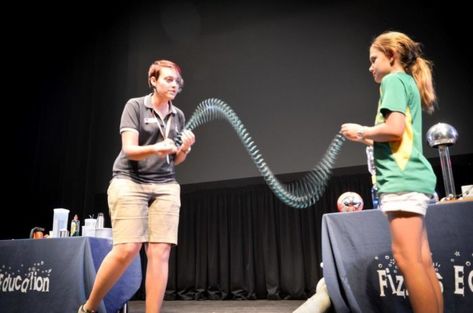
left=340, top=31, right=442, bottom=313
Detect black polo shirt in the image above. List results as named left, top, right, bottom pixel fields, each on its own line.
left=112, top=94, right=186, bottom=183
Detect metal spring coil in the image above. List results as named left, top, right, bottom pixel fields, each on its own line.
left=180, top=98, right=345, bottom=208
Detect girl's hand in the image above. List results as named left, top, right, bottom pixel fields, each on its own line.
left=340, top=123, right=365, bottom=142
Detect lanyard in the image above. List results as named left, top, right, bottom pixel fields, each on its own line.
left=154, top=111, right=173, bottom=140
left=154, top=110, right=173, bottom=163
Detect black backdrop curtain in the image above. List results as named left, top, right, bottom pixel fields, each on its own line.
left=133, top=170, right=372, bottom=300
left=102, top=155, right=472, bottom=301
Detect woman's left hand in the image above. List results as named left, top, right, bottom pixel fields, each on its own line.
left=179, top=130, right=195, bottom=153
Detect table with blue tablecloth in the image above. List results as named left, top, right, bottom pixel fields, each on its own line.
left=0, top=236, right=141, bottom=313
left=322, top=200, right=473, bottom=313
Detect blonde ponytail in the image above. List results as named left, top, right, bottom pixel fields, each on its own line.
left=409, top=57, right=436, bottom=113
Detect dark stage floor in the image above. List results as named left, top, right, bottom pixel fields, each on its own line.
left=128, top=300, right=306, bottom=313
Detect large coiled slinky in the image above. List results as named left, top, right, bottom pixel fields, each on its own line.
left=176, top=98, right=345, bottom=208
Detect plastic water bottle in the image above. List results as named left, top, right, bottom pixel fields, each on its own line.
left=96, top=212, right=104, bottom=229
left=371, top=185, right=379, bottom=209
left=366, top=146, right=379, bottom=209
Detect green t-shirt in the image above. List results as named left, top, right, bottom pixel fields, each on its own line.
left=373, top=72, right=436, bottom=194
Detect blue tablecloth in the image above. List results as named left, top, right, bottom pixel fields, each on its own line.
left=0, top=236, right=141, bottom=313
left=322, top=200, right=473, bottom=313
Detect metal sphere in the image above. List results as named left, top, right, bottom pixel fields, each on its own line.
left=337, top=192, right=364, bottom=212
left=426, top=123, right=458, bottom=148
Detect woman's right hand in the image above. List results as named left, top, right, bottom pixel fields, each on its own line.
left=154, top=138, right=177, bottom=156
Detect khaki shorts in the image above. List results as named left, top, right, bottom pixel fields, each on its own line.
left=107, top=178, right=181, bottom=245
left=380, top=192, right=431, bottom=216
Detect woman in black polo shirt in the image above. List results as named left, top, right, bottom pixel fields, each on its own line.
left=79, top=60, right=195, bottom=313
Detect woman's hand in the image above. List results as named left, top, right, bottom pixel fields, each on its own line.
left=178, top=130, right=195, bottom=154
left=154, top=138, right=178, bottom=156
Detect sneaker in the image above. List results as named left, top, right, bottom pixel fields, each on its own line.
left=78, top=304, right=97, bottom=313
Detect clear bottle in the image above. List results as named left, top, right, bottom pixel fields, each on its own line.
left=371, top=183, right=379, bottom=209
left=366, top=146, right=379, bottom=209
left=96, top=212, right=104, bottom=229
